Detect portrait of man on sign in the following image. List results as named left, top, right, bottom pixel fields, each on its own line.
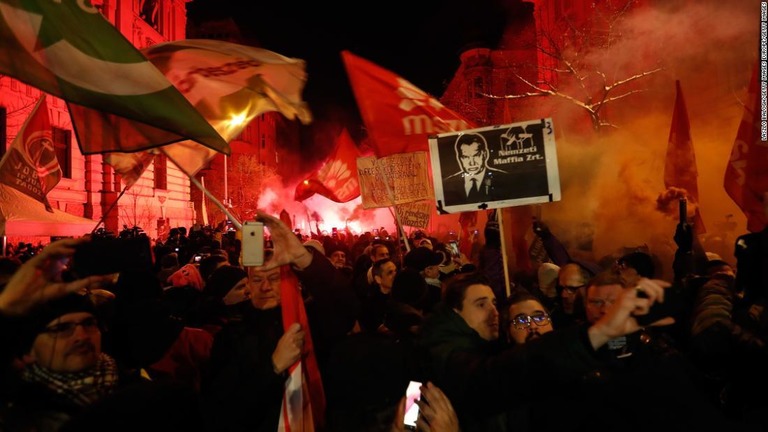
left=429, top=118, right=561, bottom=214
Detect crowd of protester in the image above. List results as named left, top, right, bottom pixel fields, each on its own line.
left=0, top=209, right=766, bottom=432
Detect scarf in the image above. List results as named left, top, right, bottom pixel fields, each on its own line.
left=22, top=353, right=120, bottom=407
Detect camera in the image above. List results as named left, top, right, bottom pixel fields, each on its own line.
left=448, top=240, right=460, bottom=257
left=241, top=221, right=265, bottom=267
left=71, top=235, right=153, bottom=277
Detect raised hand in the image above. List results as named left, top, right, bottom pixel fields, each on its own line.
left=0, top=237, right=114, bottom=317
left=254, top=211, right=313, bottom=271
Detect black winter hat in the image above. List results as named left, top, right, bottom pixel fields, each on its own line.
left=16, top=293, right=98, bottom=355
left=404, top=246, right=443, bottom=272
left=204, top=265, right=247, bottom=301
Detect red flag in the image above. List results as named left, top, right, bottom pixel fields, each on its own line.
left=0, top=95, right=61, bottom=212
left=294, top=128, right=361, bottom=202
left=509, top=206, right=533, bottom=272
left=458, top=211, right=477, bottom=258
left=664, top=80, right=706, bottom=233
left=724, top=62, right=768, bottom=233
left=341, top=50, right=473, bottom=157
left=278, top=266, right=325, bottom=431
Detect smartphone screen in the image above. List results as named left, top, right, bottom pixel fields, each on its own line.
left=404, top=380, right=422, bottom=430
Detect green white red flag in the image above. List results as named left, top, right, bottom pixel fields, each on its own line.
left=0, top=0, right=228, bottom=165
left=103, top=39, right=313, bottom=186
left=278, top=266, right=325, bottom=431
left=0, top=95, right=61, bottom=212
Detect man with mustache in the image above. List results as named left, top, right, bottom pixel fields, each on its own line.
left=505, top=291, right=554, bottom=345
left=0, top=238, right=206, bottom=432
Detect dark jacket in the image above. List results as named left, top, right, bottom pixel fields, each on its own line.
left=200, top=247, right=359, bottom=432
left=418, top=303, right=600, bottom=432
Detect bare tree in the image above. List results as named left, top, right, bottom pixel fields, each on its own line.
left=227, top=154, right=281, bottom=221
left=119, top=183, right=154, bottom=233
left=486, top=0, right=662, bottom=132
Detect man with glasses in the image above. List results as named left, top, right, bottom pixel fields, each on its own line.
left=549, top=262, right=591, bottom=328
left=505, top=291, right=554, bottom=345
left=574, top=269, right=736, bottom=430
left=0, top=241, right=205, bottom=432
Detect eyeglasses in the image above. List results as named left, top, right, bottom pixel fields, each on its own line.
left=42, top=317, right=100, bottom=337
left=510, top=311, right=551, bottom=330
left=559, top=284, right=585, bottom=295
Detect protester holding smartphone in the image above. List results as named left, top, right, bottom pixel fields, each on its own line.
left=418, top=270, right=673, bottom=431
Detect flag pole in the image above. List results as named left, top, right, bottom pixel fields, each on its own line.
left=374, top=159, right=410, bottom=252
left=497, top=209, right=512, bottom=298
left=90, top=184, right=129, bottom=234
left=163, top=152, right=242, bottom=230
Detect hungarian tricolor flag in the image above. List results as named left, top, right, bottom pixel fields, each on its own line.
left=0, top=95, right=61, bottom=212
left=724, top=62, right=768, bottom=233
left=294, top=128, right=361, bottom=203
left=278, top=266, right=325, bottom=431
left=0, top=0, right=228, bottom=168
left=102, top=39, right=313, bottom=186
left=341, top=50, right=473, bottom=157
left=665, top=80, right=706, bottom=233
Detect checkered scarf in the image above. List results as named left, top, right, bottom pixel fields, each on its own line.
left=22, top=353, right=120, bottom=407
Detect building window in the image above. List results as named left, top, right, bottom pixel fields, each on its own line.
left=154, top=153, right=167, bottom=190
left=139, top=0, right=159, bottom=29
left=473, top=76, right=485, bottom=98
left=0, top=107, right=6, bottom=160
left=52, top=127, right=72, bottom=179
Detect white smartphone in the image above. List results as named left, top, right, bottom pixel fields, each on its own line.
left=241, top=221, right=264, bottom=267
left=403, top=380, right=422, bottom=430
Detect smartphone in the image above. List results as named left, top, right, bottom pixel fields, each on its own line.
left=71, top=236, right=153, bottom=277
left=448, top=240, right=460, bottom=257
left=403, top=380, right=422, bottom=430
left=241, top=221, right=265, bottom=267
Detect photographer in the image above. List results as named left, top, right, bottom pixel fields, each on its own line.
left=0, top=238, right=205, bottom=432
left=200, top=211, right=360, bottom=432
left=418, top=270, right=676, bottom=432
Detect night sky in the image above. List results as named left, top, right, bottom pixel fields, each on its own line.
left=185, top=0, right=508, bottom=129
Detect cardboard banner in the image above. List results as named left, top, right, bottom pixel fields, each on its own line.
left=357, top=151, right=433, bottom=209
left=428, top=118, right=561, bottom=214
left=395, top=201, right=432, bottom=229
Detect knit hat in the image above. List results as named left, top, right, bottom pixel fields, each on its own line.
left=167, top=264, right=204, bottom=291
left=617, top=251, right=655, bottom=278
left=537, top=262, right=561, bottom=299
left=16, top=293, right=98, bottom=355
left=204, top=265, right=248, bottom=301
left=404, top=246, right=443, bottom=272
left=391, top=268, right=428, bottom=306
